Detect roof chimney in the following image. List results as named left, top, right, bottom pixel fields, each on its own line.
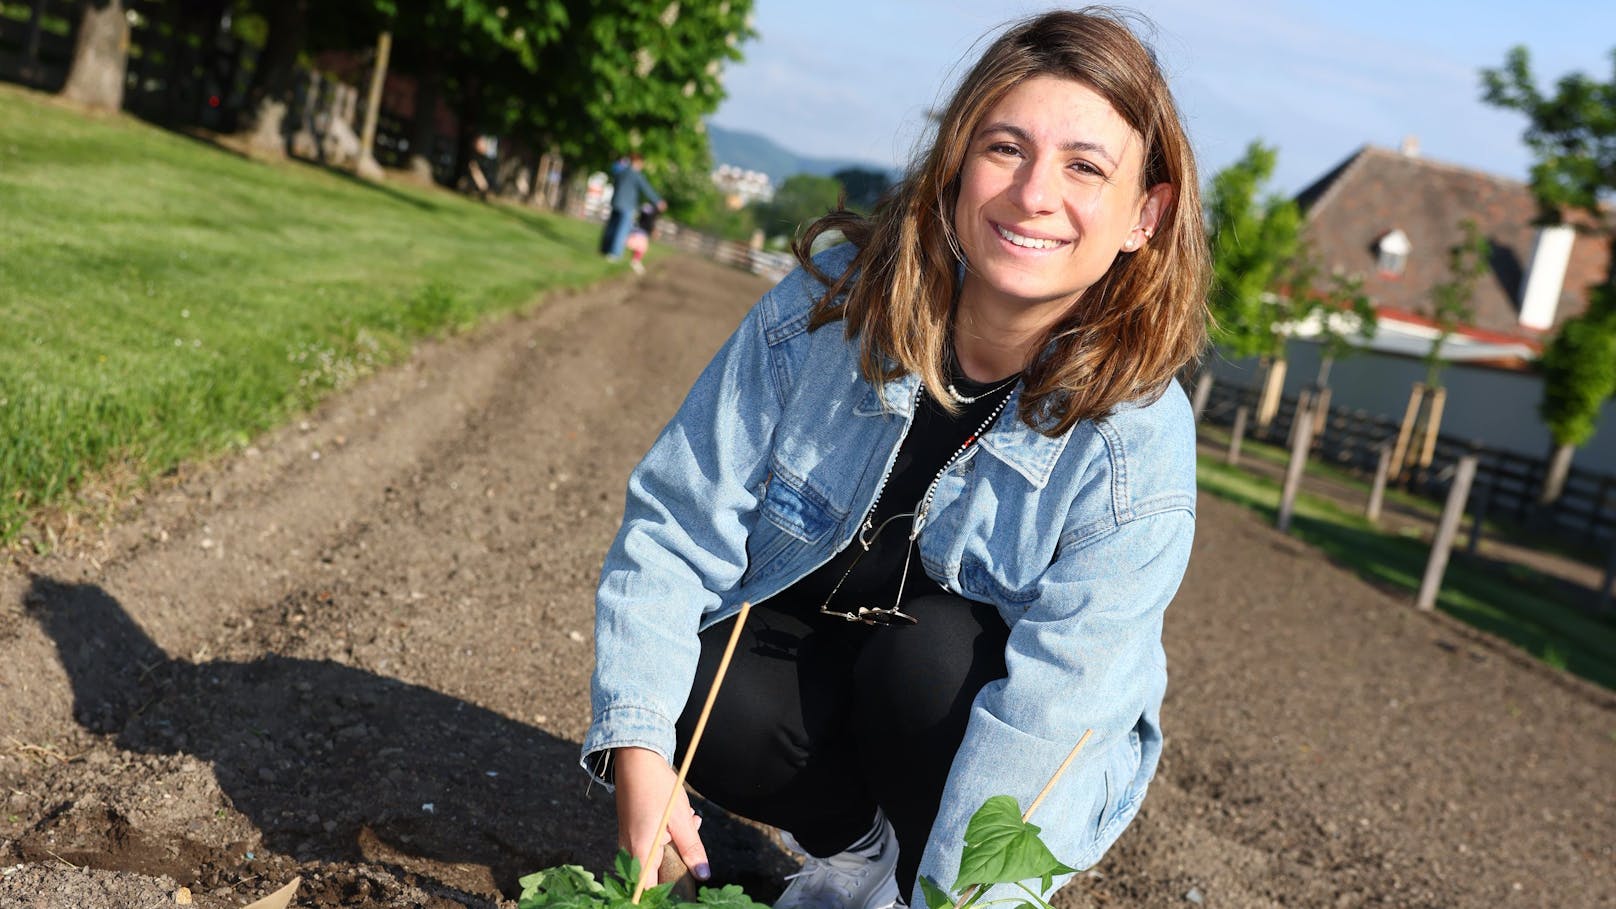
left=1519, top=224, right=1576, bottom=330
left=1399, top=135, right=1420, bottom=157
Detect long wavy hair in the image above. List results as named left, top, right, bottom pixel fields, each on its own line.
left=795, top=7, right=1210, bottom=436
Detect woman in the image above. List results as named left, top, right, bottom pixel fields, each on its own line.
left=582, top=9, right=1209, bottom=908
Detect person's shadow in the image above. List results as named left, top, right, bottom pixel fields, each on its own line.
left=24, top=577, right=790, bottom=898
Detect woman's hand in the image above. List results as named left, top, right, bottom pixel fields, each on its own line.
left=613, top=746, right=711, bottom=884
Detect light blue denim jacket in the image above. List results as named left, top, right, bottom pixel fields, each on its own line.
left=584, top=243, right=1196, bottom=904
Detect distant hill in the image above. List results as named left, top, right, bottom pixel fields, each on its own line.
left=706, top=122, right=897, bottom=185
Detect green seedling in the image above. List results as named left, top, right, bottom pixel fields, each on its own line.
left=516, top=850, right=767, bottom=909
left=515, top=796, right=1076, bottom=909
left=918, top=796, right=1077, bottom=909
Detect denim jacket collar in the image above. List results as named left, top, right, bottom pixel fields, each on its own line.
left=853, top=371, right=1073, bottom=490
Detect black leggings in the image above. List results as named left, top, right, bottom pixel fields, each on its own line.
left=673, top=593, right=1010, bottom=895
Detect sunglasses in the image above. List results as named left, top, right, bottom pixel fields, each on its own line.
left=818, top=511, right=921, bottom=626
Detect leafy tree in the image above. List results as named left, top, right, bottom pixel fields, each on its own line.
left=1205, top=141, right=1303, bottom=428
left=1278, top=243, right=1377, bottom=388
left=60, top=0, right=130, bottom=111
left=833, top=166, right=893, bottom=212
left=1482, top=45, right=1616, bottom=501
left=1207, top=141, right=1304, bottom=360
left=753, top=173, right=843, bottom=241
left=530, top=0, right=756, bottom=179
left=1423, top=218, right=1489, bottom=388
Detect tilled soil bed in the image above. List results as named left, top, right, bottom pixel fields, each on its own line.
left=2, top=255, right=1612, bottom=908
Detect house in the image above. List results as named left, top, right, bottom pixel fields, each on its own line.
left=1290, top=139, right=1611, bottom=368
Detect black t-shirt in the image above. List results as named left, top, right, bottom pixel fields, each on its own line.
left=774, top=366, right=1020, bottom=622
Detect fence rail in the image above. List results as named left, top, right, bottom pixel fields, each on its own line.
left=1199, top=378, right=1616, bottom=546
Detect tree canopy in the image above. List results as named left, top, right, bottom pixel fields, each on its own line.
left=1483, top=45, right=1616, bottom=447
left=1205, top=141, right=1303, bottom=361
left=754, top=173, right=843, bottom=241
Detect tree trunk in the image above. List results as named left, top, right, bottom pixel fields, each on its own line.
left=60, top=0, right=130, bottom=111
left=1540, top=442, right=1576, bottom=506
left=407, top=65, right=442, bottom=182
left=234, top=0, right=307, bottom=157
left=355, top=30, right=392, bottom=181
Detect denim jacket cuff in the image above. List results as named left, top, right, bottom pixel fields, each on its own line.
left=579, top=703, right=678, bottom=790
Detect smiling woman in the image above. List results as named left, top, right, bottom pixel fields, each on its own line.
left=582, top=8, right=1211, bottom=909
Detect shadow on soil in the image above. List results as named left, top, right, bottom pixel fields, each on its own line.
left=22, top=576, right=789, bottom=899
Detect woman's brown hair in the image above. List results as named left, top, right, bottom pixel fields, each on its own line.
left=795, top=7, right=1210, bottom=436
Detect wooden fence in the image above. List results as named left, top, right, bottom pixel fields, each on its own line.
left=650, top=221, right=795, bottom=284
left=1199, top=378, right=1616, bottom=546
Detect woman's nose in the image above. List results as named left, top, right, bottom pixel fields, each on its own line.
left=1007, top=157, right=1061, bottom=216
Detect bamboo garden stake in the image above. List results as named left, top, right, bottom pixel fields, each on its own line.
left=630, top=600, right=754, bottom=904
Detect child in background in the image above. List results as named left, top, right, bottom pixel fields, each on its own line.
left=625, top=203, right=659, bottom=275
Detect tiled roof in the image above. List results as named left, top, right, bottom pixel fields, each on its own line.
left=1294, top=144, right=1610, bottom=339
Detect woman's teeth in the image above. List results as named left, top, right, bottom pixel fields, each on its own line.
left=995, top=225, right=1066, bottom=249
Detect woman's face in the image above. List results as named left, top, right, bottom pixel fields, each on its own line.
left=953, top=75, right=1170, bottom=318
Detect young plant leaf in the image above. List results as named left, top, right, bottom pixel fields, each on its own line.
left=918, top=875, right=954, bottom=909
left=694, top=883, right=769, bottom=908
left=516, top=864, right=607, bottom=909
left=953, top=795, right=1076, bottom=894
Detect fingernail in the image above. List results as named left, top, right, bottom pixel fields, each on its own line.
left=693, top=862, right=711, bottom=881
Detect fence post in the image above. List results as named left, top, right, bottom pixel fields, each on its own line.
left=1416, top=455, right=1478, bottom=612
left=1276, top=401, right=1315, bottom=533
left=1466, top=475, right=1493, bottom=556
left=1599, top=535, right=1616, bottom=613
left=1191, top=371, right=1213, bottom=423
left=1311, top=385, right=1333, bottom=440
left=1227, top=405, right=1248, bottom=467
left=1288, top=389, right=1314, bottom=451
left=1367, top=444, right=1391, bottom=524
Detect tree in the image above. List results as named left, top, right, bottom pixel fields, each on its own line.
left=1482, top=45, right=1616, bottom=503
left=1387, top=219, right=1489, bottom=482
left=833, top=166, right=893, bottom=212
left=232, top=0, right=311, bottom=155
left=60, top=0, right=130, bottom=111
left=753, top=173, right=842, bottom=242
left=1423, top=218, right=1489, bottom=388
left=1205, top=140, right=1303, bottom=429
left=1276, top=241, right=1377, bottom=390
left=528, top=0, right=755, bottom=181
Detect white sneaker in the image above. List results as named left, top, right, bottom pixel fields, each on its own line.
left=775, top=813, right=901, bottom=909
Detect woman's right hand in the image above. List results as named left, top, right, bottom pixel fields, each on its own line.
left=613, top=746, right=711, bottom=885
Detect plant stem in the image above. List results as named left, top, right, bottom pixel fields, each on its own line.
left=949, top=729, right=1093, bottom=909
left=630, top=601, right=754, bottom=904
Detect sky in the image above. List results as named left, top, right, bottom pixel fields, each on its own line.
left=709, top=0, right=1616, bottom=196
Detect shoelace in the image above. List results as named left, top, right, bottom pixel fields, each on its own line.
left=781, top=851, right=875, bottom=904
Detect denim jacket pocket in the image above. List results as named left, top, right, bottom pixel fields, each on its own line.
left=958, top=556, right=1041, bottom=609
left=746, top=468, right=838, bottom=583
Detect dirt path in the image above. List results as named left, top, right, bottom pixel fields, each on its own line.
left=2, top=254, right=1612, bottom=908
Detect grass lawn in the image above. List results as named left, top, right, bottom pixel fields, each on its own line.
left=0, top=85, right=624, bottom=543
left=1197, top=456, right=1616, bottom=691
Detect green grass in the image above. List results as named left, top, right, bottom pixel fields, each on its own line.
left=1197, top=456, right=1616, bottom=691
left=0, top=84, right=622, bottom=542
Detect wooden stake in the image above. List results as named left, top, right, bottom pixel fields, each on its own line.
left=950, top=729, right=1094, bottom=909
left=631, top=601, right=753, bottom=904
left=1416, top=456, right=1477, bottom=611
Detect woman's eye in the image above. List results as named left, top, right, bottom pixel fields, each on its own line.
left=987, top=143, right=1021, bottom=157
left=1071, top=160, right=1103, bottom=177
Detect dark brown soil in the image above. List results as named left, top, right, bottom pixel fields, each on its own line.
left=2, top=254, right=1612, bottom=908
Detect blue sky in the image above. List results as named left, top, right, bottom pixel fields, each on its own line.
left=710, top=0, right=1616, bottom=195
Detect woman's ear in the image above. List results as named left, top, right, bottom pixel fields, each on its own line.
left=1122, top=183, right=1174, bottom=252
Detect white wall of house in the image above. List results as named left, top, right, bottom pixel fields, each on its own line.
left=1208, top=339, right=1616, bottom=474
